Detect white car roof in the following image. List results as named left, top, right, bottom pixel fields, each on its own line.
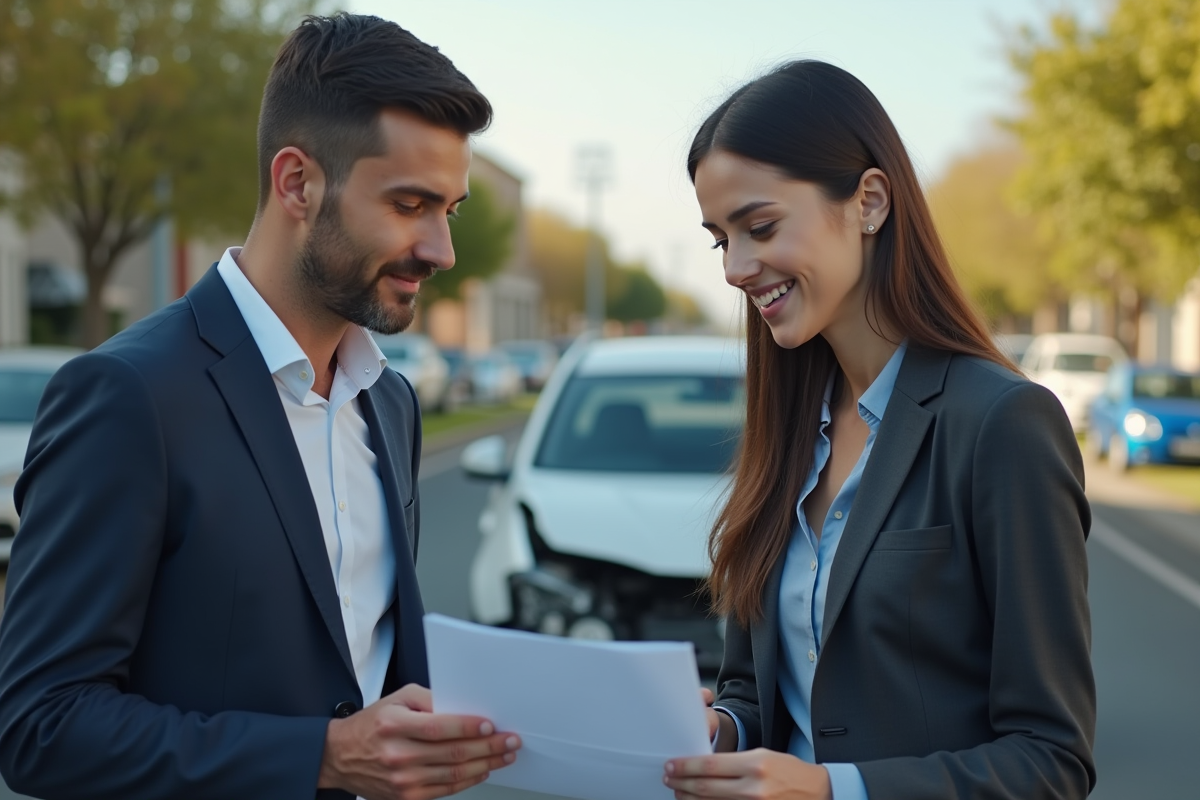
left=0, top=347, right=84, bottom=369
left=574, top=336, right=744, bottom=377
left=1031, top=333, right=1127, bottom=357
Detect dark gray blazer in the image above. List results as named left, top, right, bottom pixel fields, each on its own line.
left=715, top=346, right=1096, bottom=799
left=0, top=267, right=427, bottom=800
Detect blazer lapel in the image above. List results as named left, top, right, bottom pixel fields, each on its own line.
left=359, top=388, right=429, bottom=687
left=190, top=267, right=357, bottom=682
left=820, top=346, right=949, bottom=646
left=751, top=554, right=786, bottom=747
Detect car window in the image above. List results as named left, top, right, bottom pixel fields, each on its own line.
left=1133, top=372, right=1200, bottom=400
left=0, top=369, right=56, bottom=423
left=1053, top=353, right=1114, bottom=373
left=535, top=374, right=744, bottom=473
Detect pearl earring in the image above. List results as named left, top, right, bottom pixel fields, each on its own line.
left=866, top=224, right=876, bottom=233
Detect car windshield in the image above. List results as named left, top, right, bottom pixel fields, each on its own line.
left=0, top=369, right=55, bottom=423
left=1054, top=353, right=1114, bottom=373
left=535, top=374, right=744, bottom=473
left=1133, top=372, right=1200, bottom=400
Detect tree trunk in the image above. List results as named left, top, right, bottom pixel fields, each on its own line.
left=80, top=273, right=109, bottom=349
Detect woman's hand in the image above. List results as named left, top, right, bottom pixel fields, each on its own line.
left=663, top=749, right=832, bottom=800
left=701, top=688, right=720, bottom=740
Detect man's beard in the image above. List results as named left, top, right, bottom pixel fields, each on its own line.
left=296, top=195, right=437, bottom=335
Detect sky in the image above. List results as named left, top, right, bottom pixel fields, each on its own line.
left=350, top=0, right=1071, bottom=328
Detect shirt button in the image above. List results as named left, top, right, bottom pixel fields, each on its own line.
left=833, top=510, right=844, bottom=520
left=343, top=594, right=351, bottom=608
left=338, top=501, right=346, bottom=512
left=810, top=560, right=817, bottom=571
left=299, top=370, right=309, bottom=381
left=808, top=650, right=816, bottom=663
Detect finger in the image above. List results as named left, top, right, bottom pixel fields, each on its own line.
left=399, top=710, right=500, bottom=741
left=664, top=775, right=745, bottom=798
left=392, top=683, right=434, bottom=712
left=406, top=753, right=500, bottom=788
left=419, top=732, right=522, bottom=765
left=705, top=708, right=720, bottom=738
left=666, top=751, right=757, bottom=778
left=700, top=688, right=714, bottom=706
left=407, top=771, right=490, bottom=800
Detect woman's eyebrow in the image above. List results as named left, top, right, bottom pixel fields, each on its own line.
left=702, top=200, right=777, bottom=230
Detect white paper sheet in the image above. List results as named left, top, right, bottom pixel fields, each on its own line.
left=424, top=613, right=712, bottom=800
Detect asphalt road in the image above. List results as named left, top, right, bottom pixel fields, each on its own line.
left=2, top=426, right=1199, bottom=799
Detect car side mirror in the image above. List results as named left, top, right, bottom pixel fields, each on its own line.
left=460, top=435, right=510, bottom=481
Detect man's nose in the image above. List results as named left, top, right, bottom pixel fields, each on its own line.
left=413, top=217, right=456, bottom=271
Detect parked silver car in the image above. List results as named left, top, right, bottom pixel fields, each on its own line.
left=1021, top=333, right=1128, bottom=432
left=0, top=347, right=84, bottom=563
left=371, top=332, right=453, bottom=413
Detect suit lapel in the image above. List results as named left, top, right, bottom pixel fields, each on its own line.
left=752, top=555, right=785, bottom=747
left=359, top=387, right=429, bottom=687
left=190, top=267, right=357, bottom=682
left=820, top=346, right=949, bottom=646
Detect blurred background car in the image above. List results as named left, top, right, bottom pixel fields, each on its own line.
left=371, top=332, right=453, bottom=413
left=498, top=339, right=559, bottom=391
left=1087, top=364, right=1200, bottom=471
left=1021, top=333, right=1128, bottom=432
left=460, top=335, right=745, bottom=673
left=995, top=333, right=1035, bottom=369
left=467, top=350, right=523, bottom=404
left=437, top=347, right=475, bottom=410
left=0, top=347, right=83, bottom=564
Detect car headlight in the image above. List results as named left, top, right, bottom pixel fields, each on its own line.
left=1123, top=411, right=1163, bottom=441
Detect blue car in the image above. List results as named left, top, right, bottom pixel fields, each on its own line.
left=1088, top=364, right=1200, bottom=471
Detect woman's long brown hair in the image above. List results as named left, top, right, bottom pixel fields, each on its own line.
left=689, top=61, right=1017, bottom=627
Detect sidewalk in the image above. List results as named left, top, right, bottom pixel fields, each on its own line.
left=1083, top=454, right=1200, bottom=514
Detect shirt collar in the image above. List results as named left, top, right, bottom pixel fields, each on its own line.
left=216, top=247, right=387, bottom=402
left=857, top=341, right=908, bottom=427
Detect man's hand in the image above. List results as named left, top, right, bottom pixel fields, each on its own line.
left=318, top=684, right=521, bottom=800
left=663, top=749, right=832, bottom=800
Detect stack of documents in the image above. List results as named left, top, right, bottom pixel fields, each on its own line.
left=424, top=614, right=712, bottom=800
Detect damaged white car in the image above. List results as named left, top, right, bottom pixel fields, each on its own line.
left=461, top=336, right=744, bottom=672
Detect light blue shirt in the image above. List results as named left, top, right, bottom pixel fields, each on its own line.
left=718, top=342, right=906, bottom=800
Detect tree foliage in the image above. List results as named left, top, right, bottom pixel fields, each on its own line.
left=927, top=143, right=1056, bottom=322
left=430, top=177, right=513, bottom=303
left=528, top=208, right=672, bottom=330
left=1009, top=0, right=1200, bottom=305
left=0, top=0, right=321, bottom=346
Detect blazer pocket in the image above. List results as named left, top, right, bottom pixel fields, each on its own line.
left=872, top=524, right=952, bottom=551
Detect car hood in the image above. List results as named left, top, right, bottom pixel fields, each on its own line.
left=1132, top=398, right=1200, bottom=422
left=516, top=469, right=729, bottom=577
left=0, top=425, right=32, bottom=474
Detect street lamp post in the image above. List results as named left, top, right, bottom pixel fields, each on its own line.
left=576, top=145, right=611, bottom=334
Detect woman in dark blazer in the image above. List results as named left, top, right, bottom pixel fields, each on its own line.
left=663, top=62, right=1095, bottom=800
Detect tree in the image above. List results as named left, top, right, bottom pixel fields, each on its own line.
left=1009, top=0, right=1200, bottom=349
left=528, top=208, right=673, bottom=331
left=0, top=0, right=321, bottom=347
left=606, top=264, right=665, bottom=323
left=927, top=143, right=1056, bottom=324
left=426, top=177, right=513, bottom=303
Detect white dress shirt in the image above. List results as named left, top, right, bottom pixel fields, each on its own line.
left=217, top=247, right=397, bottom=708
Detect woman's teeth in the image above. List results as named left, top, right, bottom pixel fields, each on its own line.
left=752, top=281, right=794, bottom=308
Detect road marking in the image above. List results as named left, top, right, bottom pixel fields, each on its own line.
left=1092, top=519, right=1200, bottom=612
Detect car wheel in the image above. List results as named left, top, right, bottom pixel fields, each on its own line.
left=1109, top=434, right=1130, bottom=473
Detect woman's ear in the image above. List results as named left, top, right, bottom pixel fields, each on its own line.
left=858, top=168, right=891, bottom=234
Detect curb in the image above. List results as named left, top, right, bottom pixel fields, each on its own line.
left=422, top=412, right=531, bottom=456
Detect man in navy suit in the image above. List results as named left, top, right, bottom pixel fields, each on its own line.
left=0, top=14, right=520, bottom=800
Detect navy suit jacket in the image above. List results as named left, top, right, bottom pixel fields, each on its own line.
left=0, top=267, right=427, bottom=799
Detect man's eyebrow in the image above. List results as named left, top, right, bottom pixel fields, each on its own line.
left=383, top=185, right=470, bottom=205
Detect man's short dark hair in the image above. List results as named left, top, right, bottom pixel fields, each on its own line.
left=257, top=13, right=492, bottom=208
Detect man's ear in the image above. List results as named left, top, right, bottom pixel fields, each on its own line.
left=269, top=146, right=326, bottom=223
left=858, top=168, right=891, bottom=234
